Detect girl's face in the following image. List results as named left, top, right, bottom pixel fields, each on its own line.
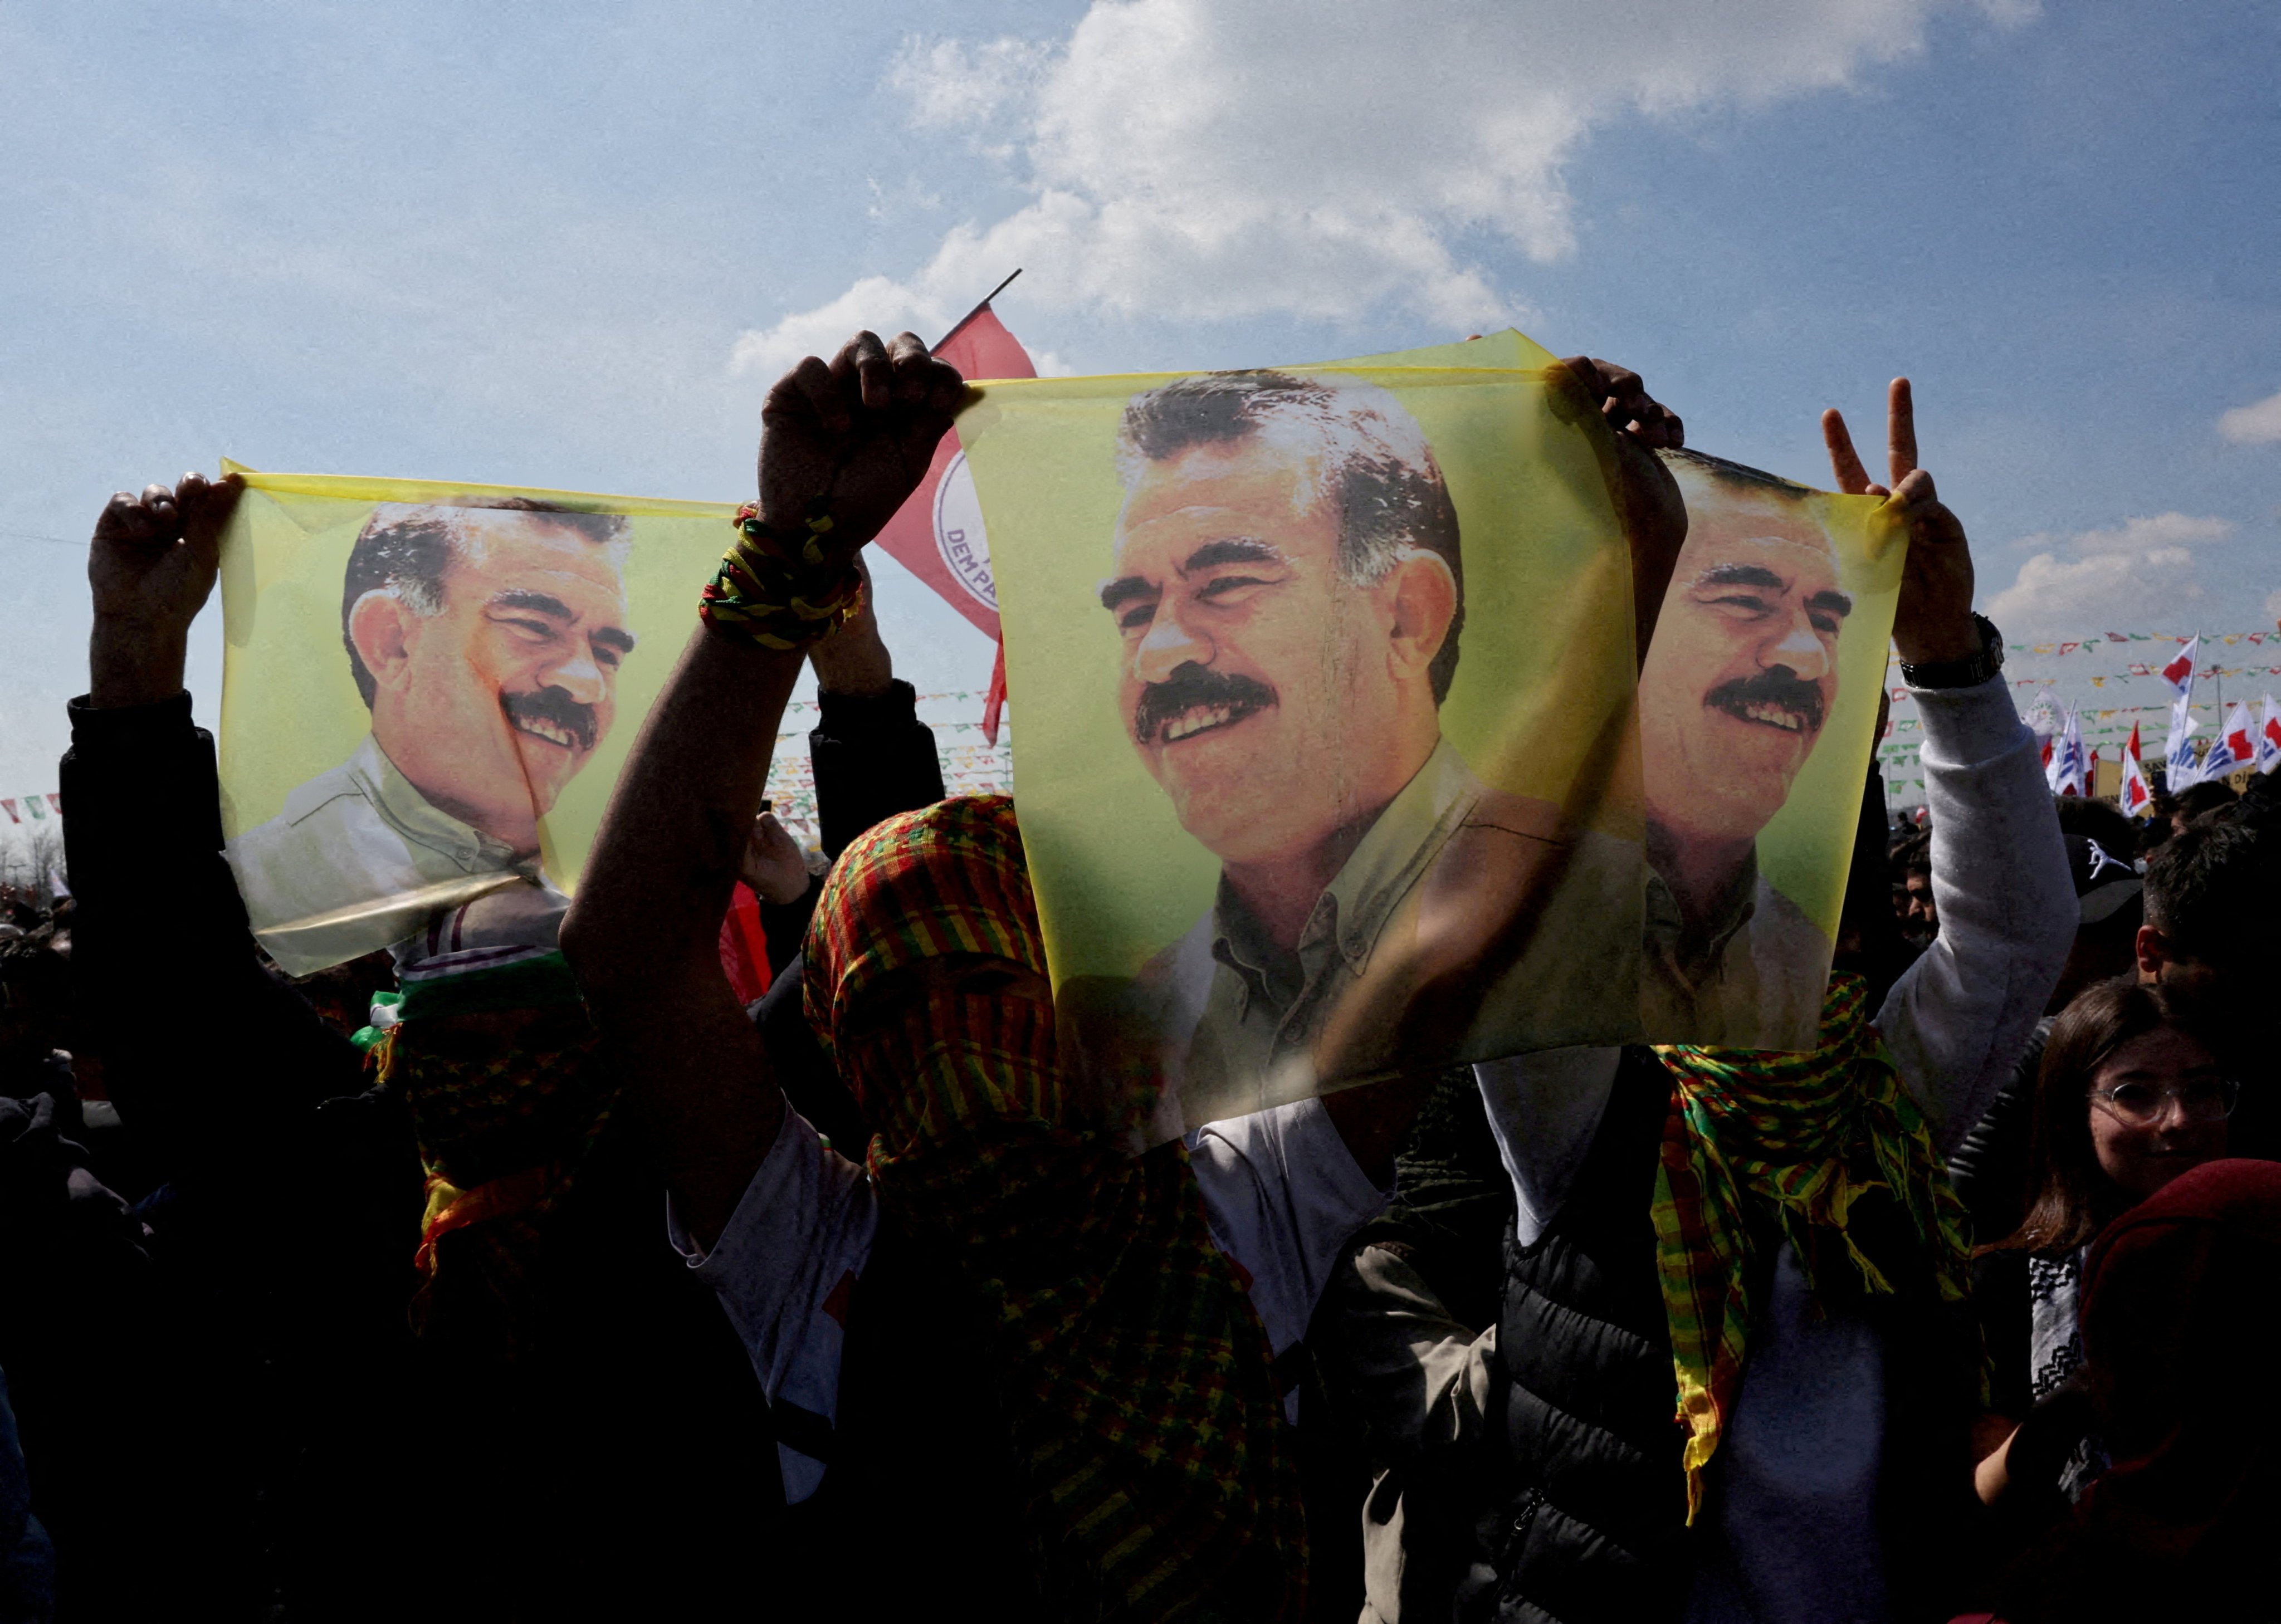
left=2087, top=1025, right=2231, bottom=1202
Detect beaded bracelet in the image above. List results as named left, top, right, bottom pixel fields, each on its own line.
left=699, top=501, right=867, bottom=650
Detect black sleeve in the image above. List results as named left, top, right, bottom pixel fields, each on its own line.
left=746, top=956, right=869, bottom=1159
left=808, top=679, right=947, bottom=861
left=60, top=693, right=367, bottom=1173
left=1948, top=1021, right=2048, bottom=1248
left=1972, top=1248, right=2034, bottom=1423
left=757, top=875, right=822, bottom=978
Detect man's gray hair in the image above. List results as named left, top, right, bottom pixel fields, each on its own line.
left=339, top=498, right=629, bottom=708
left=1116, top=370, right=1465, bottom=703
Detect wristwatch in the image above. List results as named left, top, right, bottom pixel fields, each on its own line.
left=1899, top=612, right=2005, bottom=690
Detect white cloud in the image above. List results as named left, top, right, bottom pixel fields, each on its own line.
left=732, top=0, right=2035, bottom=374
left=885, top=36, right=1056, bottom=136
left=2219, top=389, right=2281, bottom=446
left=1985, top=512, right=2236, bottom=634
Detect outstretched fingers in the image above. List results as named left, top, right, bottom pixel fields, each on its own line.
left=1821, top=408, right=1886, bottom=498
left=1886, top=377, right=1918, bottom=490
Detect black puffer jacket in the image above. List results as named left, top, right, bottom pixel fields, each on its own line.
left=1492, top=1046, right=1693, bottom=1623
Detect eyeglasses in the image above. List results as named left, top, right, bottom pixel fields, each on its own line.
left=2089, top=1078, right=2241, bottom=1127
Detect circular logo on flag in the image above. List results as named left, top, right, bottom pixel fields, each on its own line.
left=932, top=451, right=995, bottom=612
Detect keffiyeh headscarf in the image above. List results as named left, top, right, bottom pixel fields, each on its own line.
left=805, top=795, right=1305, bottom=1620
left=1650, top=971, right=1975, bottom=1522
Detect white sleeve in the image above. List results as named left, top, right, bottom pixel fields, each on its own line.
left=1877, top=675, right=2073, bottom=1151
left=1473, top=1046, right=1623, bottom=1245
left=666, top=1107, right=880, bottom=1505
left=1185, top=1098, right=1393, bottom=1358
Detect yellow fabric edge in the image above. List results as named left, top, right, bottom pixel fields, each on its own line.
left=965, top=362, right=1554, bottom=394
left=218, top=459, right=738, bottom=520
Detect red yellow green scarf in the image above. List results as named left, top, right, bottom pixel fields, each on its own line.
left=1650, top=971, right=1974, bottom=1522
left=805, top=796, right=1305, bottom=1620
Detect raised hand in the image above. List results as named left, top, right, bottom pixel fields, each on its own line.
left=1559, top=356, right=1686, bottom=451
left=756, top=331, right=968, bottom=550
left=88, top=471, right=245, bottom=707
left=737, top=806, right=813, bottom=906
left=1823, top=379, right=1979, bottom=666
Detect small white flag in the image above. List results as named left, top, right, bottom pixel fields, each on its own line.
left=2121, top=723, right=2153, bottom=815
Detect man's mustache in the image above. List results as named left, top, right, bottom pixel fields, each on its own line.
left=502, top=686, right=598, bottom=754
left=1132, top=663, right=1278, bottom=746
left=1703, top=668, right=1826, bottom=737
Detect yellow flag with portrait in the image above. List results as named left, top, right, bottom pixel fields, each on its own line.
left=212, top=466, right=733, bottom=976
left=959, top=331, right=1902, bottom=1138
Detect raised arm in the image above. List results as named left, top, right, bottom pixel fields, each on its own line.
left=65, top=475, right=375, bottom=1157
left=1824, top=383, right=2071, bottom=1143
left=1322, top=359, right=1686, bottom=1181
left=1556, top=355, right=1688, bottom=671
left=560, top=331, right=964, bottom=1246
left=805, top=568, right=949, bottom=862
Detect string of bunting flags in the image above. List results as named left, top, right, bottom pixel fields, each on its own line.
left=1881, top=629, right=2281, bottom=806
left=1997, top=630, right=2278, bottom=654
left=0, top=794, right=62, bottom=825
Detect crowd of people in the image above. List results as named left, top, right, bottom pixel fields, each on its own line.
left=3, top=330, right=2279, bottom=1623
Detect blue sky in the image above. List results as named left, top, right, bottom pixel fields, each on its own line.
left=3, top=0, right=2277, bottom=805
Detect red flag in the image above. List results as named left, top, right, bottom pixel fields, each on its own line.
left=0, top=800, right=15, bottom=824
left=2161, top=637, right=2199, bottom=695
left=982, top=639, right=1009, bottom=747
left=867, top=305, right=1036, bottom=642
left=44, top=794, right=60, bottom=816
left=2121, top=723, right=2151, bottom=814
left=716, top=882, right=774, bottom=1006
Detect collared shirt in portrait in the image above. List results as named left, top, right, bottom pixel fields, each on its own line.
left=1639, top=849, right=1829, bottom=1053
left=1136, top=737, right=1642, bottom=1132
left=226, top=732, right=552, bottom=976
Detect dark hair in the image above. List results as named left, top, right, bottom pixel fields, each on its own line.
left=340, top=498, right=629, bottom=707
left=2175, top=780, right=2240, bottom=822
left=2055, top=794, right=2144, bottom=863
left=1891, top=829, right=1933, bottom=881
left=1116, top=371, right=1466, bottom=703
left=1989, top=977, right=2225, bottom=1255
left=2142, top=814, right=2281, bottom=974
left=1659, top=446, right=1819, bottom=501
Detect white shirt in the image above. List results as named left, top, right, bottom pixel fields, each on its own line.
left=678, top=1096, right=1390, bottom=1504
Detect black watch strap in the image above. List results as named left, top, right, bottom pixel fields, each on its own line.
left=1899, top=612, right=2005, bottom=690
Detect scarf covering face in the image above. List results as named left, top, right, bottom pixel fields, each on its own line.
left=373, top=948, right=616, bottom=1359
left=1650, top=971, right=1974, bottom=1522
left=805, top=795, right=1305, bottom=1621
